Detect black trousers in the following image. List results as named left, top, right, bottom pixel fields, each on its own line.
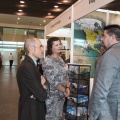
left=9, top=60, right=13, bottom=68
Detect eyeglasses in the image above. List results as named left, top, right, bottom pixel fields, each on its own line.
left=102, top=34, right=107, bottom=38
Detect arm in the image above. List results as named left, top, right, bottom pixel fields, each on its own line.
left=41, top=75, right=47, bottom=89
left=89, top=53, right=119, bottom=120
left=57, top=84, right=70, bottom=97
left=64, top=80, right=70, bottom=97
left=41, top=75, right=50, bottom=89
left=42, top=58, right=67, bottom=93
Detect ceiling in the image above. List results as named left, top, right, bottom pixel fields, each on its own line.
left=0, top=0, right=119, bottom=29
left=0, top=0, right=78, bottom=18
left=101, top=0, right=120, bottom=11
left=0, top=0, right=77, bottom=28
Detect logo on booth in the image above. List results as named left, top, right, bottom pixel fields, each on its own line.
left=89, top=0, right=95, bottom=4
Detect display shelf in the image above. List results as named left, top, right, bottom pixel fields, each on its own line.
left=66, top=64, right=91, bottom=120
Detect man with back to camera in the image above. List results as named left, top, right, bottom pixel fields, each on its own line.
left=89, top=25, right=120, bottom=120
left=16, top=37, right=47, bottom=120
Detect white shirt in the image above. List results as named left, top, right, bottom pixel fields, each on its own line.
left=9, top=54, right=13, bottom=60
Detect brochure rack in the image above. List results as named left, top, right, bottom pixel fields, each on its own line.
left=65, top=64, right=91, bottom=120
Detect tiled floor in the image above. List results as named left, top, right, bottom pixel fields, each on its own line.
left=0, top=66, right=19, bottom=120
left=0, top=66, right=66, bottom=120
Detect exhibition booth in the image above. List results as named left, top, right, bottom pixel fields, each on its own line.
left=44, top=0, right=115, bottom=77
left=44, top=0, right=116, bottom=119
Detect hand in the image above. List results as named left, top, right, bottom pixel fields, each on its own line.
left=66, top=81, right=70, bottom=87
left=30, top=95, right=36, bottom=99
left=64, top=88, right=70, bottom=97
left=41, top=75, right=46, bottom=85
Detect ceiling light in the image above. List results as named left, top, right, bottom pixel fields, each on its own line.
left=54, top=5, right=59, bottom=8
left=17, top=13, right=23, bottom=15
left=17, top=22, right=19, bottom=24
left=48, top=13, right=51, bottom=15
left=45, top=15, right=55, bottom=19
left=17, top=18, right=20, bottom=20
left=63, top=0, right=68, bottom=3
left=43, top=20, right=46, bottom=22
left=51, top=8, right=62, bottom=12
left=20, top=4, right=25, bottom=7
left=20, top=1, right=25, bottom=4
left=58, top=3, right=62, bottom=4
left=17, top=4, right=26, bottom=8
left=96, top=9, right=120, bottom=14
left=18, top=9, right=23, bottom=12
left=40, top=24, right=42, bottom=26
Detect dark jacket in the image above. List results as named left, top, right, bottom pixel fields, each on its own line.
left=16, top=55, right=47, bottom=120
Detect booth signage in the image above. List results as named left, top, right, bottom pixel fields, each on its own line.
left=45, top=0, right=114, bottom=36
left=73, top=0, right=115, bottom=21
left=89, top=0, right=96, bottom=4
left=45, top=7, right=72, bottom=35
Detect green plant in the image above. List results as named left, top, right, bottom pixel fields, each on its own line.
left=20, top=49, right=25, bottom=59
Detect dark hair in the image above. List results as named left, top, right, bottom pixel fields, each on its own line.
left=46, top=37, right=61, bottom=56
left=104, top=24, right=120, bottom=41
